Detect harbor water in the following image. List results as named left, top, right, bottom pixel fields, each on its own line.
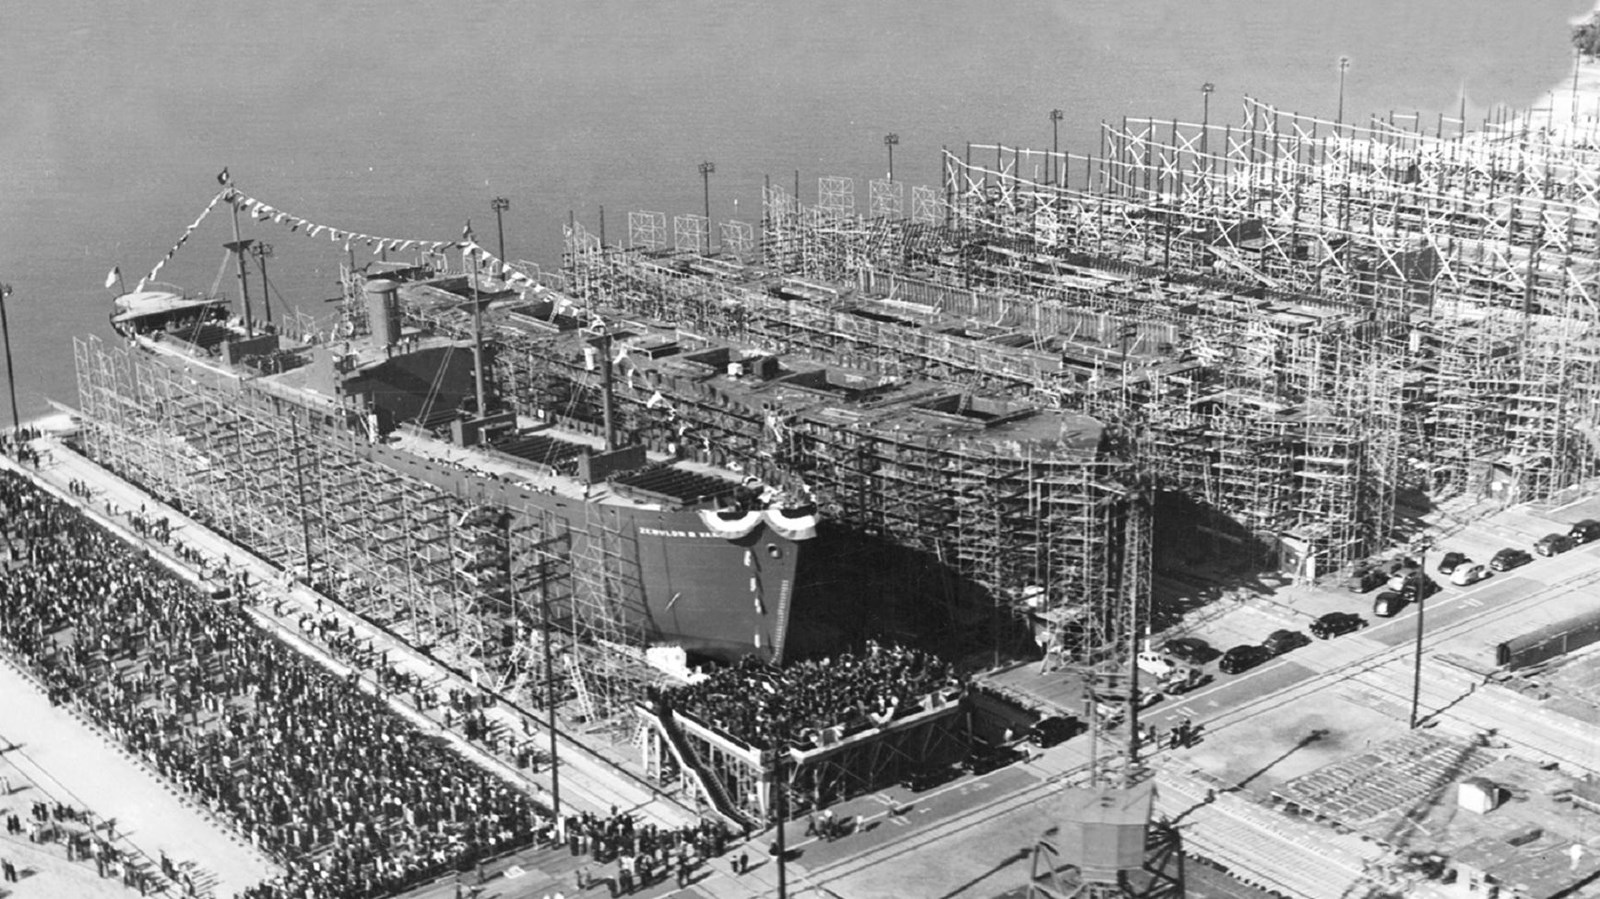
left=0, top=0, right=1590, bottom=420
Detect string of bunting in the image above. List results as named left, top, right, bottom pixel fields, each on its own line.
left=134, top=188, right=230, bottom=292
left=132, top=183, right=588, bottom=337
left=233, top=190, right=469, bottom=260
left=231, top=192, right=552, bottom=294
left=134, top=185, right=579, bottom=318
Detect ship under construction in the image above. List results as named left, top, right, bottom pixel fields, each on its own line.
left=68, top=95, right=1600, bottom=815
left=559, top=98, right=1600, bottom=649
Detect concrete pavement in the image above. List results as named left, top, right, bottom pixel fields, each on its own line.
left=0, top=646, right=280, bottom=898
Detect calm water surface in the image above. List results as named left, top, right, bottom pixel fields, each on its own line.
left=0, top=0, right=1589, bottom=417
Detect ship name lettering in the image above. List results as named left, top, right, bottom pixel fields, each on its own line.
left=638, top=527, right=715, bottom=538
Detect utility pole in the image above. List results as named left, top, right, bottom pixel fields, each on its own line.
left=771, top=745, right=789, bottom=899
left=1337, top=56, right=1351, bottom=126
left=290, top=408, right=315, bottom=574
left=541, top=551, right=561, bottom=817
left=1409, top=537, right=1433, bottom=729
left=467, top=229, right=488, bottom=421
left=884, top=132, right=899, bottom=182
left=251, top=243, right=274, bottom=326
left=698, top=162, right=715, bottom=253
left=1049, top=109, right=1063, bottom=185
left=0, top=282, right=16, bottom=442
left=491, top=196, right=511, bottom=265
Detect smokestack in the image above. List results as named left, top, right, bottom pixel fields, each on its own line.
left=363, top=279, right=402, bottom=355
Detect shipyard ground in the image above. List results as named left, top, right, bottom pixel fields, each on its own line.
left=10, top=422, right=1600, bottom=898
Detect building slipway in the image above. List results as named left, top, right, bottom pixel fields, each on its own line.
left=0, top=432, right=703, bottom=829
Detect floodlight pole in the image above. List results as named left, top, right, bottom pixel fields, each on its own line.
left=0, top=283, right=17, bottom=443
left=1049, top=109, right=1063, bottom=185
left=699, top=162, right=715, bottom=253
left=1338, top=56, right=1351, bottom=126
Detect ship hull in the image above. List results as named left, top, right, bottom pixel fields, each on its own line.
left=71, top=333, right=814, bottom=670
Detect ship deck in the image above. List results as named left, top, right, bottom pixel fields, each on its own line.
left=138, top=320, right=749, bottom=513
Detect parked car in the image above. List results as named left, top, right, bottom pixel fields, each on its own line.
left=1436, top=551, right=1470, bottom=575
left=1344, top=566, right=1386, bottom=593
left=1380, top=556, right=1420, bottom=577
left=1025, top=716, right=1083, bottom=748
left=1490, top=547, right=1534, bottom=571
left=1386, top=565, right=1428, bottom=591
left=1450, top=563, right=1490, bottom=586
left=1262, top=629, right=1310, bottom=657
left=1372, top=590, right=1408, bottom=618
left=1161, top=665, right=1210, bottom=695
left=1094, top=690, right=1160, bottom=725
left=1219, top=644, right=1269, bottom=674
left=1161, top=636, right=1214, bottom=665
left=1534, top=533, right=1574, bottom=557
left=1569, top=519, right=1600, bottom=545
left=1399, top=573, right=1439, bottom=601
left=899, top=763, right=957, bottom=792
left=963, top=743, right=1027, bottom=775
left=1310, top=611, right=1365, bottom=639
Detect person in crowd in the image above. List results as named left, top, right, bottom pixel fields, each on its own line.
left=659, top=638, right=963, bottom=751
left=0, top=469, right=558, bottom=899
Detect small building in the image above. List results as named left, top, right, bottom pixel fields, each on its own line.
left=1457, top=777, right=1504, bottom=815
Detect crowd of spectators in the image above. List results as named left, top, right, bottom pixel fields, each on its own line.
left=0, top=468, right=549, bottom=899
left=660, top=640, right=963, bottom=750
left=561, top=809, right=730, bottom=893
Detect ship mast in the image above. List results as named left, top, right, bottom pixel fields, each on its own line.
left=220, top=173, right=255, bottom=335
left=585, top=329, right=617, bottom=452
left=599, top=331, right=616, bottom=452
left=469, top=239, right=488, bottom=421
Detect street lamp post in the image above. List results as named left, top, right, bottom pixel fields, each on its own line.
left=0, top=283, right=16, bottom=443
left=1338, top=56, right=1351, bottom=126
left=490, top=197, right=510, bottom=265
left=251, top=243, right=274, bottom=326
left=1201, top=83, right=1215, bottom=158
left=1049, top=109, right=1063, bottom=185
left=698, top=162, right=715, bottom=254
left=884, top=133, right=899, bottom=182
left=1409, top=536, right=1433, bottom=729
